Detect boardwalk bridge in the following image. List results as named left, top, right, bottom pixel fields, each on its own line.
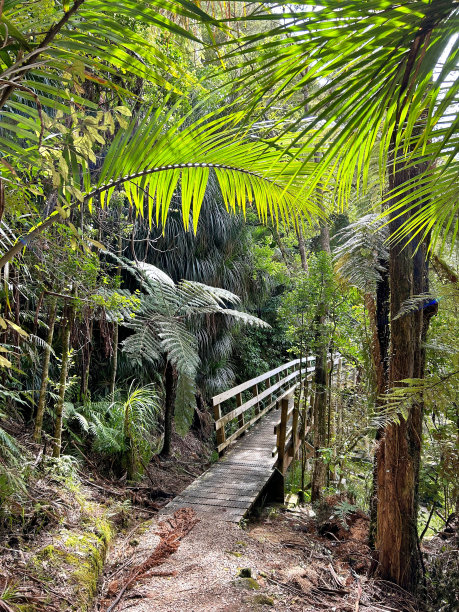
left=166, top=357, right=351, bottom=522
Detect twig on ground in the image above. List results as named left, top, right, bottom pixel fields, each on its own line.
left=21, top=571, right=74, bottom=606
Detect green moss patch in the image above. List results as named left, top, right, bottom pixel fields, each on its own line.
left=30, top=492, right=114, bottom=612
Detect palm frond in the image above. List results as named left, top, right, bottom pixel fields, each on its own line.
left=93, top=107, right=319, bottom=230
left=229, top=1, right=459, bottom=246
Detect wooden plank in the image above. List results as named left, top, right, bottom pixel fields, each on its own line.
left=217, top=398, right=277, bottom=453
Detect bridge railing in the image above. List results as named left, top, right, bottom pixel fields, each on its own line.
left=272, top=356, right=345, bottom=473
left=212, top=357, right=316, bottom=455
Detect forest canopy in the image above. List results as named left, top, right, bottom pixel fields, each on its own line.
left=0, top=2, right=458, bottom=611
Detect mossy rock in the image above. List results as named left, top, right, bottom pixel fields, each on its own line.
left=237, top=577, right=260, bottom=590
left=251, top=594, right=275, bottom=606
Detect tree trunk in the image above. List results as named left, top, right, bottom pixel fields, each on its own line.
left=109, top=322, right=118, bottom=402
left=80, top=318, right=93, bottom=402
left=52, top=304, right=73, bottom=458
left=296, top=224, right=309, bottom=273
left=160, top=360, right=178, bottom=457
left=34, top=296, right=58, bottom=443
left=311, top=335, right=328, bottom=502
left=376, top=115, right=435, bottom=589
left=369, top=264, right=390, bottom=548
left=311, top=222, right=331, bottom=502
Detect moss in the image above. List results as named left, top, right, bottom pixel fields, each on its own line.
left=251, top=594, right=275, bottom=606
left=226, top=550, right=243, bottom=557
left=31, top=512, right=114, bottom=611
left=237, top=577, right=260, bottom=590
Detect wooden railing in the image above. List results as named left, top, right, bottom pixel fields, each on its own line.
left=273, top=393, right=303, bottom=475
left=212, top=357, right=315, bottom=455
left=272, top=356, right=348, bottom=474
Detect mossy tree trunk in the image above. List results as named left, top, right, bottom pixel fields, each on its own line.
left=34, top=296, right=58, bottom=443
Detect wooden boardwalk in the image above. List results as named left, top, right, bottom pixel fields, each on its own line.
left=163, top=358, right=345, bottom=523
left=164, top=408, right=280, bottom=522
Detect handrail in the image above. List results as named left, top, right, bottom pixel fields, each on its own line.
left=212, top=356, right=346, bottom=456
left=212, top=357, right=316, bottom=455
left=212, top=357, right=314, bottom=406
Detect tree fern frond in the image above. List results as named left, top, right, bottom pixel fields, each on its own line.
left=156, top=319, right=199, bottom=378
left=122, top=320, right=162, bottom=365
left=217, top=308, right=270, bottom=328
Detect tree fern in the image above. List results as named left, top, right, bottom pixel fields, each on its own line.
left=174, top=373, right=196, bottom=437
left=333, top=214, right=388, bottom=295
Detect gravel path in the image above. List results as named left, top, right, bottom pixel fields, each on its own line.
left=117, top=509, right=305, bottom=611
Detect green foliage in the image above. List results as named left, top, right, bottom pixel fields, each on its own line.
left=232, top=1, right=459, bottom=248
left=334, top=214, right=388, bottom=295
left=121, top=261, right=269, bottom=435
left=333, top=500, right=359, bottom=530
left=66, top=384, right=159, bottom=479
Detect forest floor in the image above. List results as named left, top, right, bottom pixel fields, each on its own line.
left=1, top=427, right=456, bottom=612
left=95, top=496, right=423, bottom=612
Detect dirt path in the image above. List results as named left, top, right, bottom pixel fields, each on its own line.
left=96, top=503, right=420, bottom=612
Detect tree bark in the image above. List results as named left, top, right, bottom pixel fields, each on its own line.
left=376, top=119, right=435, bottom=590
left=34, top=296, right=58, bottom=443
left=80, top=317, right=93, bottom=402
left=160, top=360, right=178, bottom=457
left=109, top=322, right=118, bottom=402
left=369, top=264, right=390, bottom=548
left=296, top=224, right=309, bottom=273
left=311, top=333, right=328, bottom=502
left=311, top=222, right=331, bottom=502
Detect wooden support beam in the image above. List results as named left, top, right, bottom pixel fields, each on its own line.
left=236, top=392, right=244, bottom=430
left=253, top=383, right=260, bottom=415
left=213, top=403, right=225, bottom=450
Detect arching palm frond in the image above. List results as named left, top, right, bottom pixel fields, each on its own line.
left=0, top=108, right=319, bottom=269
left=93, top=107, right=320, bottom=230
left=230, top=1, right=459, bottom=246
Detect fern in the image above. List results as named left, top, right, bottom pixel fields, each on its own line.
left=334, top=214, right=388, bottom=294
left=66, top=384, right=159, bottom=479
left=333, top=500, right=359, bottom=530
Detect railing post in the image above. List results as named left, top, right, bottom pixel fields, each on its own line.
left=236, top=392, right=244, bottom=430
left=290, top=400, right=299, bottom=457
left=253, top=384, right=260, bottom=415
left=276, top=372, right=281, bottom=407
left=213, top=403, right=225, bottom=450
left=277, top=395, right=289, bottom=473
